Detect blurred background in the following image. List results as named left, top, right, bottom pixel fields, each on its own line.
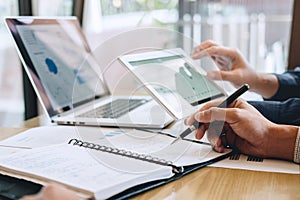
left=0, top=0, right=294, bottom=126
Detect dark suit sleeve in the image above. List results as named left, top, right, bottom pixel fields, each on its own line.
left=267, top=67, right=300, bottom=101
left=248, top=98, right=300, bottom=126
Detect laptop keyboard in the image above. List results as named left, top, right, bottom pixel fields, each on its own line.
left=78, top=99, right=149, bottom=119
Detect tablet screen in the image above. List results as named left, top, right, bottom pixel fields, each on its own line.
left=120, top=48, right=225, bottom=119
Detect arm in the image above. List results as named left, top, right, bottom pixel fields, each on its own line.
left=249, top=98, right=300, bottom=126
left=185, top=99, right=299, bottom=162
left=267, top=68, right=300, bottom=101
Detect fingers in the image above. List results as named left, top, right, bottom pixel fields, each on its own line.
left=192, top=40, right=218, bottom=54
left=185, top=99, right=246, bottom=126
left=212, top=138, right=225, bottom=152
left=21, top=184, right=80, bottom=200
left=184, top=102, right=219, bottom=126
left=20, top=192, right=43, bottom=200
left=195, top=106, right=241, bottom=125
left=184, top=99, right=249, bottom=152
left=20, top=197, right=38, bottom=200
left=184, top=99, right=223, bottom=126
left=199, top=40, right=219, bottom=49
left=192, top=40, right=218, bottom=59
left=211, top=124, right=238, bottom=153
left=194, top=122, right=225, bottom=152
left=192, top=45, right=236, bottom=61
left=204, top=46, right=237, bottom=58
left=195, top=123, right=208, bottom=140
left=214, top=56, right=232, bottom=70
left=199, top=100, right=224, bottom=113
left=206, top=71, right=224, bottom=80
left=207, top=70, right=236, bottom=82
left=195, top=107, right=226, bottom=123
left=206, top=124, right=224, bottom=152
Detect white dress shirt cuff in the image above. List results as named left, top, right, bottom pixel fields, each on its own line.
left=294, top=127, right=300, bottom=163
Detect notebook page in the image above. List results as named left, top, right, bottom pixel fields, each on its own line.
left=0, top=125, right=108, bottom=149
left=0, top=143, right=173, bottom=199
left=0, top=125, right=120, bottom=158
left=106, top=129, right=230, bottom=167
left=151, top=139, right=231, bottom=166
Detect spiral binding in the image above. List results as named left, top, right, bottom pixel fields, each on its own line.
left=68, top=139, right=183, bottom=173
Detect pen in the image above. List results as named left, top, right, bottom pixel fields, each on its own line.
left=170, top=84, right=250, bottom=145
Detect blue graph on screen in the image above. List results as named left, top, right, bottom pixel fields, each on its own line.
left=45, top=58, right=58, bottom=74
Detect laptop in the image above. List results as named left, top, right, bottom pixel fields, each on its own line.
left=5, top=16, right=173, bottom=128
left=119, top=48, right=227, bottom=120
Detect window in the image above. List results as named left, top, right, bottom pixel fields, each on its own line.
left=90, top=0, right=293, bottom=73
left=100, top=0, right=178, bottom=16
left=32, top=0, right=73, bottom=16
left=177, top=0, right=294, bottom=73
left=85, top=0, right=293, bottom=93
left=96, top=0, right=178, bottom=31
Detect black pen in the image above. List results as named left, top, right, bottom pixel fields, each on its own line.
left=170, top=84, right=250, bottom=145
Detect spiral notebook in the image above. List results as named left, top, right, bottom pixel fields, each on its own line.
left=0, top=129, right=232, bottom=199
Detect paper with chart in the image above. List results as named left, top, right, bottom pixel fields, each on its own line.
left=210, top=153, right=300, bottom=174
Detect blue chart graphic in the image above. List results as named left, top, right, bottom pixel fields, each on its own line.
left=45, top=58, right=58, bottom=74
left=73, top=69, right=85, bottom=84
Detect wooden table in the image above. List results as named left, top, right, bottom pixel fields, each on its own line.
left=1, top=116, right=300, bottom=200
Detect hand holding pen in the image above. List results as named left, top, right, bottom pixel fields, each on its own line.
left=171, top=84, right=250, bottom=145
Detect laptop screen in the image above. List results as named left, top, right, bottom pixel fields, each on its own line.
left=5, top=17, right=108, bottom=117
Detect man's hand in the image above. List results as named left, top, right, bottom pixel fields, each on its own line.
left=20, top=184, right=81, bottom=200
left=185, top=99, right=298, bottom=161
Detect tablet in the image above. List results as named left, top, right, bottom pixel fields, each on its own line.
left=119, top=48, right=226, bottom=120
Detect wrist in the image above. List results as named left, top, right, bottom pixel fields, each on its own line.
left=252, top=73, right=279, bottom=98
left=266, top=124, right=298, bottom=161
